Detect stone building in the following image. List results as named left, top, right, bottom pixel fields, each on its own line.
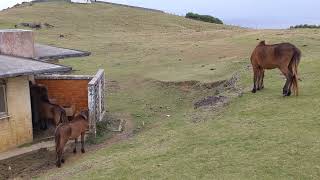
left=0, top=29, right=104, bottom=152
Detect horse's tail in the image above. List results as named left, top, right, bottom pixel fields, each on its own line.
left=63, top=109, right=68, bottom=123
left=55, top=126, right=61, bottom=153
left=289, top=48, right=301, bottom=96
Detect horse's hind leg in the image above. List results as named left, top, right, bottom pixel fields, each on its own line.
left=256, top=68, right=264, bottom=91
left=56, top=150, right=62, bottom=168
left=73, top=138, right=78, bottom=154
left=279, top=67, right=292, bottom=96
left=81, top=132, right=85, bottom=153
left=252, top=67, right=259, bottom=93
left=286, top=73, right=294, bottom=96
left=283, top=77, right=291, bottom=96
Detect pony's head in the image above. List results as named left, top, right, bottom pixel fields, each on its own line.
left=79, top=110, right=89, bottom=121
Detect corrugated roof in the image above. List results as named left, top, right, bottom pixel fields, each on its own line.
left=0, top=55, right=71, bottom=78
left=34, top=44, right=91, bottom=61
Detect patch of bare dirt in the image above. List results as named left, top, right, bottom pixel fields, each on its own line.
left=91, top=113, right=134, bottom=150
left=194, top=95, right=228, bottom=109
left=106, top=80, right=121, bottom=93
left=154, top=79, right=227, bottom=92
left=0, top=147, right=57, bottom=179
left=190, top=72, right=243, bottom=123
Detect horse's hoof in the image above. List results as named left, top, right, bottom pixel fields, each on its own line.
left=61, top=159, right=65, bottom=163
left=73, top=149, right=77, bottom=154
left=283, top=90, right=287, bottom=96
left=56, top=163, right=61, bottom=168
left=252, top=89, right=257, bottom=93
left=81, top=149, right=85, bottom=153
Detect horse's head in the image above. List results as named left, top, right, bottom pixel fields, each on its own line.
left=79, top=110, right=89, bottom=121
left=30, top=84, right=49, bottom=101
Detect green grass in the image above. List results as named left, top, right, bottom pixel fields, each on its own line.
left=86, top=120, right=113, bottom=145
left=1, top=1, right=320, bottom=179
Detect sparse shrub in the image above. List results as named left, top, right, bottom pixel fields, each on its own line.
left=290, top=24, right=320, bottom=29
left=86, top=120, right=112, bottom=145
left=185, top=12, right=223, bottom=24
left=86, top=113, right=123, bottom=145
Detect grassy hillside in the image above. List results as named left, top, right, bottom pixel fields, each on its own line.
left=1, top=1, right=320, bottom=179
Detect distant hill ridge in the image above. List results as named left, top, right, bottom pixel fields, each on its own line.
left=95, top=1, right=164, bottom=13
left=30, top=0, right=164, bottom=13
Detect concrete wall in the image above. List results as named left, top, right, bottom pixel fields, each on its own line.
left=0, top=29, right=35, bottom=59
left=35, top=79, right=90, bottom=113
left=0, top=76, right=33, bottom=152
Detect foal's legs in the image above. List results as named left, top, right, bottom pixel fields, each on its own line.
left=81, top=132, right=85, bottom=153
left=56, top=138, right=69, bottom=167
left=73, top=138, right=78, bottom=154
left=56, top=140, right=68, bottom=167
left=56, top=150, right=63, bottom=168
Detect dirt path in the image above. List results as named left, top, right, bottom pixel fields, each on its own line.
left=0, top=115, right=135, bottom=180
left=94, top=113, right=134, bottom=150
left=0, top=141, right=55, bottom=161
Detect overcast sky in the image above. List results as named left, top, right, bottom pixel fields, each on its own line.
left=0, top=0, right=319, bottom=29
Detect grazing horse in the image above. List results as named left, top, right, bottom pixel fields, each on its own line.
left=55, top=110, right=89, bottom=168
left=250, top=41, right=301, bottom=96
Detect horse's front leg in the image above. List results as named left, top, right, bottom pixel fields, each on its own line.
left=73, top=138, right=78, bottom=154
left=260, top=69, right=265, bottom=90
left=81, top=132, right=85, bottom=153
left=256, top=68, right=263, bottom=91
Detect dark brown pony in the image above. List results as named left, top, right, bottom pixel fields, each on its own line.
left=55, top=110, right=89, bottom=168
left=39, top=101, right=67, bottom=128
left=250, top=41, right=301, bottom=96
left=30, top=83, right=67, bottom=129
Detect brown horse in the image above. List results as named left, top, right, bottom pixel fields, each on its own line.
left=30, top=83, right=67, bottom=129
left=55, top=110, right=89, bottom=168
left=250, top=41, right=301, bottom=96
left=39, top=101, right=68, bottom=128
